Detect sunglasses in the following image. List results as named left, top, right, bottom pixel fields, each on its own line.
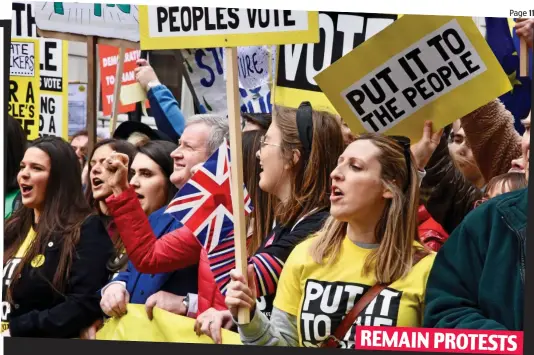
left=389, top=135, right=412, bottom=193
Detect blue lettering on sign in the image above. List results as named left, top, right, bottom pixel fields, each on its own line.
left=240, top=85, right=272, bottom=114
left=195, top=49, right=214, bottom=87
left=238, top=52, right=266, bottom=79
left=196, top=48, right=225, bottom=88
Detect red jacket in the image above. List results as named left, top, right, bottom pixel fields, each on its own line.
left=106, top=187, right=226, bottom=317
left=417, top=205, right=449, bottom=252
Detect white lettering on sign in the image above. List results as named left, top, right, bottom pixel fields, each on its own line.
left=102, top=50, right=141, bottom=68
left=278, top=13, right=395, bottom=90
left=341, top=19, right=486, bottom=133
left=300, top=279, right=402, bottom=349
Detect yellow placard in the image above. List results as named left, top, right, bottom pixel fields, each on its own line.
left=61, top=41, right=69, bottom=139
left=96, top=304, right=242, bottom=345
left=314, top=15, right=512, bottom=142
left=120, top=83, right=147, bottom=105
left=139, top=6, right=319, bottom=50
left=274, top=87, right=338, bottom=114
left=39, top=39, right=69, bottom=140
left=121, top=83, right=149, bottom=117
left=9, top=38, right=41, bottom=141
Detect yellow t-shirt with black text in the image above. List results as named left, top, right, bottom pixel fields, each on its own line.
left=273, top=236, right=436, bottom=349
left=2, top=228, right=37, bottom=332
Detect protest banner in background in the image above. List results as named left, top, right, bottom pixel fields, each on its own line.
left=223, top=45, right=276, bottom=90
left=139, top=6, right=319, bottom=49
left=182, top=47, right=273, bottom=115
left=315, top=16, right=513, bottom=142
left=68, top=83, right=87, bottom=136
left=34, top=2, right=140, bottom=42
left=12, top=1, right=69, bottom=139
left=10, top=38, right=41, bottom=141
left=182, top=47, right=227, bottom=114
left=96, top=304, right=242, bottom=344
left=39, top=39, right=68, bottom=138
left=275, top=12, right=397, bottom=112
left=99, top=44, right=150, bottom=116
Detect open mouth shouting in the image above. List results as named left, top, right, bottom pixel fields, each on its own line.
left=92, top=177, right=104, bottom=189
left=20, top=184, right=34, bottom=197
left=330, top=185, right=344, bottom=202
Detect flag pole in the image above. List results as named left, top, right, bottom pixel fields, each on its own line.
left=225, top=47, right=250, bottom=324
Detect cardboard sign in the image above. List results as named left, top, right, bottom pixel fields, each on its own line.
left=139, top=6, right=319, bottom=49
left=315, top=16, right=513, bottom=142
left=9, top=38, right=40, bottom=141
left=39, top=39, right=68, bottom=139
left=12, top=1, right=69, bottom=140
left=223, top=45, right=276, bottom=90
left=34, top=2, right=140, bottom=42
left=99, top=44, right=150, bottom=116
left=68, top=83, right=87, bottom=136
left=275, top=12, right=397, bottom=112
left=182, top=48, right=272, bottom=115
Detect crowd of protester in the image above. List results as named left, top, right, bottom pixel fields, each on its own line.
left=2, top=17, right=532, bottom=348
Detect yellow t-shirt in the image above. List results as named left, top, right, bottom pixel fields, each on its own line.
left=273, top=236, right=436, bottom=349
left=2, top=228, right=37, bottom=332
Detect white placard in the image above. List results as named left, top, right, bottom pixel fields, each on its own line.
left=34, top=2, right=140, bottom=42
left=10, top=41, right=35, bottom=77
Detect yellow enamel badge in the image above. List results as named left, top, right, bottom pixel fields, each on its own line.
left=31, top=254, right=45, bottom=268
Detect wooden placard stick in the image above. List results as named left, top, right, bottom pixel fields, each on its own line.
left=110, top=47, right=126, bottom=135
left=86, top=36, right=98, bottom=155
left=37, top=28, right=140, bottom=49
left=225, top=47, right=250, bottom=324
left=270, top=45, right=278, bottom=119
left=520, top=38, right=529, bottom=77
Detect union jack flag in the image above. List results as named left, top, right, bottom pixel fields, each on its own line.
left=165, top=140, right=253, bottom=293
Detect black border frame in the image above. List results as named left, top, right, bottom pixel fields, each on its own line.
left=2, top=13, right=533, bottom=355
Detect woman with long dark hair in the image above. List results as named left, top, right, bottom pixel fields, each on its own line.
left=242, top=129, right=275, bottom=255
left=84, top=139, right=137, bottom=275
left=80, top=140, right=198, bottom=339
left=2, top=136, right=113, bottom=337
left=130, top=141, right=179, bottom=214
left=6, top=115, right=27, bottom=219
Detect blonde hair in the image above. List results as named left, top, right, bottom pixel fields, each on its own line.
left=310, top=133, right=424, bottom=284
left=127, top=132, right=150, bottom=147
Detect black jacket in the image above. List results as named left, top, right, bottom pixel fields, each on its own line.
left=6, top=215, right=114, bottom=338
